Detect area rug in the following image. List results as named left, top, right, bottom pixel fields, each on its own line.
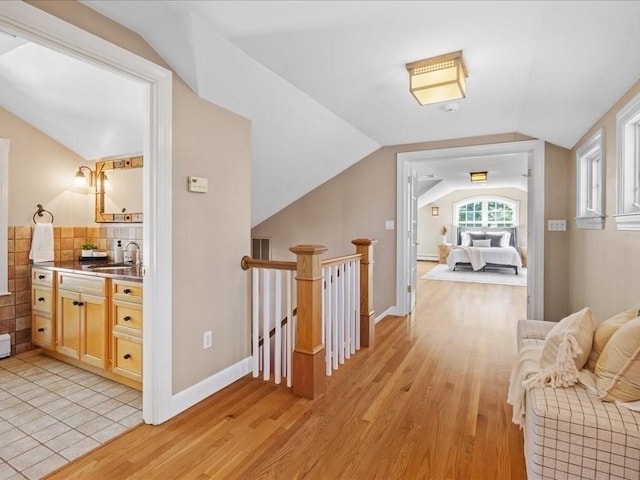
left=422, top=264, right=527, bottom=287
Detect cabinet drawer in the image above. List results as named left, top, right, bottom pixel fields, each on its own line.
left=58, top=273, right=106, bottom=296
left=113, top=336, right=142, bottom=380
left=32, top=312, right=54, bottom=350
left=32, top=268, right=54, bottom=286
left=113, top=280, right=143, bottom=304
left=113, top=301, right=142, bottom=331
left=32, top=287, right=54, bottom=313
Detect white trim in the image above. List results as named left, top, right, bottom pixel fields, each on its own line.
left=0, top=2, right=174, bottom=424
left=417, top=255, right=438, bottom=262
left=397, top=140, right=544, bottom=320
left=375, top=306, right=399, bottom=323
left=0, top=139, right=8, bottom=296
left=575, top=128, right=604, bottom=229
left=170, top=357, right=252, bottom=417
left=615, top=92, right=640, bottom=230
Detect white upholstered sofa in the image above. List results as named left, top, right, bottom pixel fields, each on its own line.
left=513, top=318, right=640, bottom=479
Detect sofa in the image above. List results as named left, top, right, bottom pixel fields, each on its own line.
left=513, top=318, right=640, bottom=480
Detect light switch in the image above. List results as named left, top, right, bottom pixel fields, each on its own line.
left=188, top=176, right=208, bottom=193
left=385, top=220, right=395, bottom=230
left=548, top=220, right=567, bottom=231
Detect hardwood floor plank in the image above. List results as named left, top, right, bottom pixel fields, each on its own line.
left=47, top=261, right=527, bottom=480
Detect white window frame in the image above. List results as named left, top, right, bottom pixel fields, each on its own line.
left=615, top=92, right=640, bottom=230
left=453, top=196, right=519, bottom=229
left=575, top=128, right=604, bottom=229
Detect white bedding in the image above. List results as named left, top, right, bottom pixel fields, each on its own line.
left=446, top=245, right=522, bottom=271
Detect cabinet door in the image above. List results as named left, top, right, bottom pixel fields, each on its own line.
left=32, top=312, right=54, bottom=350
left=80, top=293, right=108, bottom=369
left=57, top=290, right=81, bottom=359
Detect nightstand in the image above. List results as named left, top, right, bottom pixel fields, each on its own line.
left=520, top=246, right=528, bottom=268
left=438, top=244, right=451, bottom=264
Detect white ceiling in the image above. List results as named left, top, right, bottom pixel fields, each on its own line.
left=4, top=1, right=640, bottom=224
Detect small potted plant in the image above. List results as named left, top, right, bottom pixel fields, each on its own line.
left=440, top=225, right=448, bottom=244
left=81, top=242, right=97, bottom=257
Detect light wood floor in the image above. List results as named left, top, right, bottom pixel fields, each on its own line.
left=47, top=261, right=527, bottom=479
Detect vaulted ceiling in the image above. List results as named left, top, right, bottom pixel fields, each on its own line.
left=4, top=1, right=640, bottom=225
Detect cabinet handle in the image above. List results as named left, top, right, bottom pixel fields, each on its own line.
left=78, top=302, right=85, bottom=307
left=38, top=297, right=45, bottom=302
left=123, top=316, right=131, bottom=322
left=38, top=275, right=45, bottom=280
left=123, top=354, right=131, bottom=359
left=123, top=289, right=131, bottom=294
left=72, top=300, right=79, bottom=306
left=37, top=328, right=45, bottom=332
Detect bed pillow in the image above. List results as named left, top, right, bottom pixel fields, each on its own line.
left=595, top=317, right=640, bottom=402
left=486, top=232, right=505, bottom=247
left=460, top=231, right=483, bottom=246
left=472, top=239, right=491, bottom=247
left=586, top=309, right=639, bottom=371
left=500, top=232, right=511, bottom=247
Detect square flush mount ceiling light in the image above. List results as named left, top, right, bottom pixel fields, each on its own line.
left=406, top=50, right=467, bottom=106
left=470, top=171, right=488, bottom=183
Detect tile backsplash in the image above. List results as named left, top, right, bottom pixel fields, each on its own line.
left=1, top=225, right=143, bottom=356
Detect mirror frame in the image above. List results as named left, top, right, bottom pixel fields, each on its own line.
left=94, top=155, right=143, bottom=223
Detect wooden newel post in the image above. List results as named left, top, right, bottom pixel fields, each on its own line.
left=352, top=239, right=377, bottom=348
left=290, top=244, right=328, bottom=399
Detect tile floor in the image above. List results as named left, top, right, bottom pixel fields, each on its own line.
left=0, top=351, right=142, bottom=479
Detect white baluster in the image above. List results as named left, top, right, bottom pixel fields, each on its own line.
left=355, top=260, right=361, bottom=350
left=332, top=265, right=339, bottom=370
left=252, top=268, right=260, bottom=377
left=274, top=269, right=282, bottom=385
left=323, top=268, right=332, bottom=376
left=286, top=270, right=293, bottom=388
left=263, top=268, right=271, bottom=381
left=344, top=262, right=351, bottom=360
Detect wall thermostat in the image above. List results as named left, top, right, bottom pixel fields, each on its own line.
left=188, top=176, right=208, bottom=193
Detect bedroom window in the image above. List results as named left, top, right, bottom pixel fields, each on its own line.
left=575, top=128, right=604, bottom=229
left=456, top=198, right=516, bottom=228
left=615, top=92, right=640, bottom=230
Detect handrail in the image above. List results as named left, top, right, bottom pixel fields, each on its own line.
left=321, top=253, right=363, bottom=268
left=257, top=308, right=297, bottom=348
left=240, top=256, right=297, bottom=271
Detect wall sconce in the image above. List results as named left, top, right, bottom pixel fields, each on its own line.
left=431, top=207, right=439, bottom=216
left=74, top=166, right=95, bottom=188
left=406, top=50, right=468, bottom=106
left=470, top=171, right=488, bottom=183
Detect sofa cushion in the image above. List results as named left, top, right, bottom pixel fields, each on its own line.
left=586, top=309, right=639, bottom=371
left=540, top=307, right=595, bottom=371
left=596, top=316, right=640, bottom=402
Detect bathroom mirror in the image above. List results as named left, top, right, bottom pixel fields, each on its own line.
left=94, top=155, right=143, bottom=223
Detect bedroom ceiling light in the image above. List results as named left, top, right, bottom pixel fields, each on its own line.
left=432, top=207, right=439, bottom=216
left=470, top=171, right=488, bottom=183
left=406, top=50, right=468, bottom=106
left=74, top=165, right=95, bottom=187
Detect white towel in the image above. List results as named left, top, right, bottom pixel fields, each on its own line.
left=29, top=223, right=54, bottom=263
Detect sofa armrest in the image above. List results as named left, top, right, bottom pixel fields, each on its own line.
left=516, top=319, right=556, bottom=351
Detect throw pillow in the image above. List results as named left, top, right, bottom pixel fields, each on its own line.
left=586, top=309, right=639, bottom=371
left=472, top=239, right=491, bottom=247
left=524, top=308, right=596, bottom=388
left=486, top=232, right=504, bottom=247
left=595, top=317, right=640, bottom=402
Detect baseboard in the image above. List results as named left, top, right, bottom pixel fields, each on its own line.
left=170, top=356, right=252, bottom=417
left=376, top=305, right=400, bottom=323
left=418, top=255, right=438, bottom=262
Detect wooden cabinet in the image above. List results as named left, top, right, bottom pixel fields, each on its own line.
left=56, top=273, right=108, bottom=369
left=111, top=279, right=143, bottom=382
left=31, top=268, right=55, bottom=350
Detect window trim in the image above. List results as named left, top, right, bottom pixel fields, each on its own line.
left=575, top=128, right=604, bottom=229
left=615, top=92, right=640, bottom=230
left=453, top=196, right=519, bottom=229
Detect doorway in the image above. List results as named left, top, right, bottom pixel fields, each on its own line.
left=0, top=2, right=173, bottom=424
left=396, top=139, right=545, bottom=320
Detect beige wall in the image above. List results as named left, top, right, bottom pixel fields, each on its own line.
left=418, top=187, right=528, bottom=259
left=568, top=78, right=640, bottom=322
left=30, top=1, right=251, bottom=394
left=544, top=143, right=572, bottom=321
left=3, top=107, right=93, bottom=226
left=253, top=133, right=534, bottom=317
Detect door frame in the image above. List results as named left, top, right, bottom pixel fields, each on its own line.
left=0, top=2, right=174, bottom=424
left=396, top=139, right=545, bottom=320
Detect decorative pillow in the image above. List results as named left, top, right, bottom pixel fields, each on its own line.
left=595, top=317, right=640, bottom=402
left=500, top=232, right=512, bottom=247
left=486, top=232, right=504, bottom=247
left=524, top=308, right=596, bottom=388
left=586, top=309, right=639, bottom=371
left=460, top=231, right=471, bottom=246
left=472, top=239, right=491, bottom=247
left=468, top=232, right=486, bottom=242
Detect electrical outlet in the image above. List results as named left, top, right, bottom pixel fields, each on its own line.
left=203, top=330, right=212, bottom=349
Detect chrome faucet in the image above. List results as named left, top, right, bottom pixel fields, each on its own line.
left=124, top=241, right=141, bottom=265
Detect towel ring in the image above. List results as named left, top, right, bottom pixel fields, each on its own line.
left=33, top=204, right=54, bottom=224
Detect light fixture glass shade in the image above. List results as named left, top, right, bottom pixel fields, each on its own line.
left=74, top=166, right=94, bottom=188
left=406, top=51, right=467, bottom=106
left=431, top=207, right=439, bottom=216
left=470, top=171, right=488, bottom=183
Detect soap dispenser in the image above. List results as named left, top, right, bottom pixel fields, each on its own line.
left=114, top=240, right=123, bottom=263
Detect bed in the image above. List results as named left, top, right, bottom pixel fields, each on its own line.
left=446, top=227, right=523, bottom=274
